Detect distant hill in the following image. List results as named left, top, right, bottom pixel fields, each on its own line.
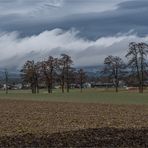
left=0, top=65, right=103, bottom=83
left=0, top=69, right=21, bottom=83
left=77, top=65, right=103, bottom=77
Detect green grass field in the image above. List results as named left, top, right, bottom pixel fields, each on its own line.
left=0, top=88, right=148, bottom=105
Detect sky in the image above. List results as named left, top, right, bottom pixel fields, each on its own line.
left=0, top=0, right=148, bottom=68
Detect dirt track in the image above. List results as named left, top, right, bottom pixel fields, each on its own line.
left=0, top=99, right=148, bottom=147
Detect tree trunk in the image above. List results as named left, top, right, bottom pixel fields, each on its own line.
left=50, top=83, right=52, bottom=93
left=50, top=73, right=53, bottom=93
left=31, top=84, right=36, bottom=94
left=61, top=76, right=65, bottom=93
left=47, top=83, right=52, bottom=94
left=80, top=81, right=83, bottom=93
left=67, top=82, right=69, bottom=93
left=80, top=85, right=83, bottom=93
left=5, top=86, right=8, bottom=94
left=37, top=85, right=39, bottom=94
left=36, top=80, right=39, bottom=94
left=139, top=82, right=143, bottom=93
left=5, top=69, right=8, bottom=94
left=48, top=85, right=51, bottom=93
left=115, top=85, right=118, bottom=92
left=66, top=67, right=69, bottom=93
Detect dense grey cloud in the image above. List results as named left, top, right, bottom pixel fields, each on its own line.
left=0, top=0, right=120, bottom=16
left=0, top=29, right=148, bottom=69
left=54, top=0, right=148, bottom=39
left=0, top=0, right=129, bottom=37
left=0, top=0, right=147, bottom=38
left=0, top=0, right=148, bottom=68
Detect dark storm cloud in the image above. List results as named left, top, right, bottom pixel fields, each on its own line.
left=54, top=0, right=148, bottom=39
left=0, top=0, right=127, bottom=37
left=0, top=0, right=147, bottom=39
left=0, top=0, right=148, bottom=68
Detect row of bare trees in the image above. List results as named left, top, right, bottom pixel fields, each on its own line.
left=21, top=42, right=148, bottom=94
left=21, top=54, right=86, bottom=94
left=102, top=42, right=148, bottom=93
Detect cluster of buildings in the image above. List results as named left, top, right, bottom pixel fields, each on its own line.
left=0, top=83, right=23, bottom=90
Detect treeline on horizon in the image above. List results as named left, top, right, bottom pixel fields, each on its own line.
left=4, top=42, right=148, bottom=94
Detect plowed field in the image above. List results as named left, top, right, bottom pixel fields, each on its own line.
left=0, top=100, right=147, bottom=147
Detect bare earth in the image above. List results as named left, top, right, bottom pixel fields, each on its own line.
left=0, top=99, right=148, bottom=147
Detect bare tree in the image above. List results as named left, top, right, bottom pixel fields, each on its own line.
left=103, top=56, right=125, bottom=92
left=126, top=42, right=148, bottom=93
left=58, top=55, right=66, bottom=93
left=4, top=69, right=8, bottom=94
left=78, top=69, right=86, bottom=92
left=42, top=56, right=58, bottom=93
left=58, top=54, right=73, bottom=93
left=21, top=60, right=39, bottom=94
